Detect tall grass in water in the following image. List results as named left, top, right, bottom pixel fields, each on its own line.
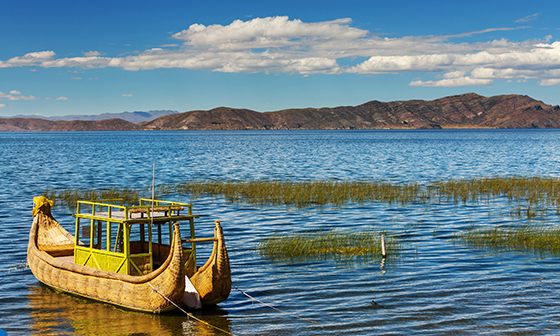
left=173, top=177, right=560, bottom=218
left=173, top=180, right=425, bottom=207
left=44, top=176, right=560, bottom=218
left=432, top=176, right=559, bottom=206
left=44, top=187, right=142, bottom=209
left=258, top=229, right=402, bottom=262
left=454, top=224, right=560, bottom=256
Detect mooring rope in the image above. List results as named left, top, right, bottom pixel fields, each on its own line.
left=1, top=261, right=27, bottom=274
left=148, top=282, right=237, bottom=336
left=235, top=287, right=322, bottom=325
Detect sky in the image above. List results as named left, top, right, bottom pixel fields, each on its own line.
left=1, top=0, right=560, bottom=117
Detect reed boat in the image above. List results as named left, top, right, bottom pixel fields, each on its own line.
left=27, top=196, right=231, bottom=313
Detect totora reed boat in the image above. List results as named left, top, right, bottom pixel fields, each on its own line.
left=27, top=196, right=231, bottom=313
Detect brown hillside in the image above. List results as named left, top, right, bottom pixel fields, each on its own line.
left=3, top=93, right=560, bottom=131
left=141, top=93, right=560, bottom=130
left=0, top=118, right=140, bottom=131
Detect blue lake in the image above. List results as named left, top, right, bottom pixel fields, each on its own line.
left=1, top=130, right=560, bottom=335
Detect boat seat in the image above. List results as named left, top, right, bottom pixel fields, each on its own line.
left=39, top=244, right=75, bottom=257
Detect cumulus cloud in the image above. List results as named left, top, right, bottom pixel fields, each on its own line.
left=410, top=77, right=493, bottom=87
left=122, top=94, right=133, bottom=97
left=1, top=16, right=560, bottom=86
left=83, top=51, right=102, bottom=56
left=0, top=90, right=68, bottom=101
left=0, top=91, right=38, bottom=100
left=351, top=41, right=560, bottom=86
left=0, top=51, right=55, bottom=68
left=0, top=104, right=6, bottom=107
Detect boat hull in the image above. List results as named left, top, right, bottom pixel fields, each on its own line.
left=27, top=212, right=186, bottom=313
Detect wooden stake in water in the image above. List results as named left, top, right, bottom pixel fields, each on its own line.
left=381, top=234, right=386, bottom=259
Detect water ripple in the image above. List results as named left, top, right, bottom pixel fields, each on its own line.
left=2, top=130, right=560, bottom=335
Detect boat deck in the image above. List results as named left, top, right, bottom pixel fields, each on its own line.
left=56, top=255, right=75, bottom=264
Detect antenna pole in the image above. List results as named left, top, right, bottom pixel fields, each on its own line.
left=151, top=164, right=155, bottom=226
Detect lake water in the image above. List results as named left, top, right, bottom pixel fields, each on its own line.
left=1, top=130, right=560, bottom=335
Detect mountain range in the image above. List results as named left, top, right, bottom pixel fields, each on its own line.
left=1, top=93, right=559, bottom=131
left=1, top=110, right=177, bottom=123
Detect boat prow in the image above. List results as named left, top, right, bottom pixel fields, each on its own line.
left=190, top=220, right=232, bottom=305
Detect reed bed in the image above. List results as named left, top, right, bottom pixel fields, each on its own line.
left=45, top=176, right=560, bottom=219
left=431, top=176, right=560, bottom=206
left=454, top=224, right=560, bottom=256
left=44, top=187, right=142, bottom=209
left=258, top=229, right=402, bottom=262
left=173, top=180, right=426, bottom=207
left=172, top=177, right=560, bottom=217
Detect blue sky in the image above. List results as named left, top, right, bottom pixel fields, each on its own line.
left=1, top=0, right=560, bottom=117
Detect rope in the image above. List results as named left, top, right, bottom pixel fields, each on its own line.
left=235, top=287, right=322, bottom=325
left=148, top=282, right=237, bottom=336
left=1, top=261, right=28, bottom=274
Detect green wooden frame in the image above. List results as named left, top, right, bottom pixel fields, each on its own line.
left=73, top=198, right=199, bottom=276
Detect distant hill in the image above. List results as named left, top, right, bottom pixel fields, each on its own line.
left=2, top=110, right=177, bottom=123
left=2, top=94, right=560, bottom=131
left=0, top=118, right=140, bottom=131
left=143, top=93, right=560, bottom=130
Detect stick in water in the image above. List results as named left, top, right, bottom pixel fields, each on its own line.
left=381, top=234, right=386, bottom=259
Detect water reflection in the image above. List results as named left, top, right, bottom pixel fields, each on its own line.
left=27, top=284, right=233, bottom=336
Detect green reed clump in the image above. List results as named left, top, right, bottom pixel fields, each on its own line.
left=454, top=224, right=560, bottom=256
left=43, top=176, right=560, bottom=218
left=44, top=187, right=142, bottom=209
left=431, top=176, right=560, bottom=206
left=173, top=176, right=560, bottom=209
left=173, top=180, right=424, bottom=207
left=258, top=229, right=401, bottom=262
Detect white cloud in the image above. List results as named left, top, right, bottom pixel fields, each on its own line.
left=0, top=91, right=38, bottom=100
left=516, top=13, right=539, bottom=23
left=172, top=16, right=364, bottom=49
left=350, top=41, right=560, bottom=86
left=122, top=94, right=133, bottom=97
left=410, top=77, right=493, bottom=87
left=0, top=104, right=6, bottom=107
left=0, top=90, right=68, bottom=101
left=0, top=51, right=55, bottom=68
left=539, top=78, right=560, bottom=86
left=0, top=16, right=560, bottom=86
left=83, top=51, right=102, bottom=56
left=441, top=71, right=466, bottom=78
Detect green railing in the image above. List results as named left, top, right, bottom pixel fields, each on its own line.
left=73, top=198, right=198, bottom=276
